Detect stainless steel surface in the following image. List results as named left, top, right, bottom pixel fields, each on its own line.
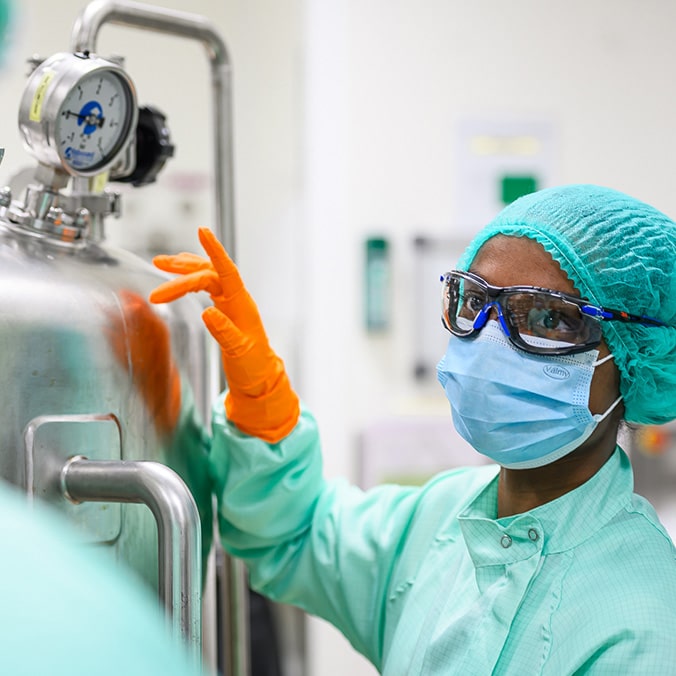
left=62, top=456, right=201, bottom=661
left=0, top=186, right=11, bottom=208
left=0, top=214, right=213, bottom=619
left=5, top=182, right=109, bottom=241
left=70, top=0, right=236, bottom=256
left=25, top=413, right=123, bottom=542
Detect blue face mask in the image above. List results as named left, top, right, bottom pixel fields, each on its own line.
left=436, top=320, right=621, bottom=469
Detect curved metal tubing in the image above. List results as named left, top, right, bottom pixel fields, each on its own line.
left=70, top=0, right=236, bottom=255
left=61, top=457, right=201, bottom=664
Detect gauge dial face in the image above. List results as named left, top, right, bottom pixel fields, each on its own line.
left=55, top=69, right=133, bottom=172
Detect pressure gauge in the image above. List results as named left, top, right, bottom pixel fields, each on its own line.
left=18, top=52, right=138, bottom=177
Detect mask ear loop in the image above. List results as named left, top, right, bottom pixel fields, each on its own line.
left=595, top=395, right=623, bottom=422
left=593, top=352, right=615, bottom=367
left=591, top=352, right=623, bottom=422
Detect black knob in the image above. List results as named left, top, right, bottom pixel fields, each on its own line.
left=115, top=105, right=175, bottom=187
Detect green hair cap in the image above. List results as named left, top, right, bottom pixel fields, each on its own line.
left=458, top=184, right=676, bottom=426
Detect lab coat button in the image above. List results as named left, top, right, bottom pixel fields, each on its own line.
left=528, top=528, right=539, bottom=541
left=500, top=534, right=512, bottom=548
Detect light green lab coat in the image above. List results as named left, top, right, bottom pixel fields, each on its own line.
left=211, top=402, right=676, bottom=675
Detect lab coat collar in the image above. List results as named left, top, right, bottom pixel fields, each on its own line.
left=457, top=446, right=633, bottom=567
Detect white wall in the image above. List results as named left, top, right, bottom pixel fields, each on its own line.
left=3, top=2, right=676, bottom=675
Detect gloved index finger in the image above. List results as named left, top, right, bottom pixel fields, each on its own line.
left=149, top=268, right=222, bottom=304
left=198, top=227, right=244, bottom=296
left=153, top=252, right=212, bottom=275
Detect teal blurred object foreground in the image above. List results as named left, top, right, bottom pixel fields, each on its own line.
left=0, top=479, right=209, bottom=676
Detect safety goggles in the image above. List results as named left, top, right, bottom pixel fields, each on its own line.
left=441, top=270, right=666, bottom=355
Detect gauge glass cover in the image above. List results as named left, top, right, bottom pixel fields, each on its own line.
left=55, top=70, right=132, bottom=172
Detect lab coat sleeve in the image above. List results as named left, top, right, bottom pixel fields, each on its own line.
left=209, top=397, right=422, bottom=669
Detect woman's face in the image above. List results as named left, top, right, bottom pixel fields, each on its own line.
left=468, top=234, right=622, bottom=417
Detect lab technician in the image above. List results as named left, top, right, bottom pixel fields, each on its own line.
left=151, top=184, right=676, bottom=675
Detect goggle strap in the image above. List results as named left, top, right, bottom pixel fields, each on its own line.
left=581, top=304, right=666, bottom=327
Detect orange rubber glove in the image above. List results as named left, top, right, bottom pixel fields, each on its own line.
left=149, top=227, right=300, bottom=444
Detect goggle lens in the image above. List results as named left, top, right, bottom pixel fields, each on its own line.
left=503, top=292, right=598, bottom=348
left=442, top=271, right=603, bottom=355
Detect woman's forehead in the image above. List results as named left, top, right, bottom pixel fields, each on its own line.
left=468, top=235, right=578, bottom=295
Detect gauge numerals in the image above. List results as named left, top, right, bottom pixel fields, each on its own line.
left=56, top=70, right=132, bottom=172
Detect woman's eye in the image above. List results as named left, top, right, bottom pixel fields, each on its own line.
left=534, top=308, right=581, bottom=334
left=464, top=293, right=485, bottom=313
left=543, top=311, right=561, bottom=329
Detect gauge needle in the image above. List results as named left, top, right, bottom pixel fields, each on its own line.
left=63, top=110, right=106, bottom=128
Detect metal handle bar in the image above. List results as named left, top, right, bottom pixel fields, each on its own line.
left=61, top=456, right=201, bottom=665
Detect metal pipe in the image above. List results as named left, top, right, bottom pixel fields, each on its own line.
left=61, top=457, right=201, bottom=665
left=216, top=546, right=252, bottom=674
left=70, top=0, right=236, bottom=255
left=70, top=4, right=249, bottom=675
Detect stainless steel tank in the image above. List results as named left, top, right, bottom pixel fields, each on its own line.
left=0, top=2, right=250, bottom=674
left=0, top=190, right=211, bottom=660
